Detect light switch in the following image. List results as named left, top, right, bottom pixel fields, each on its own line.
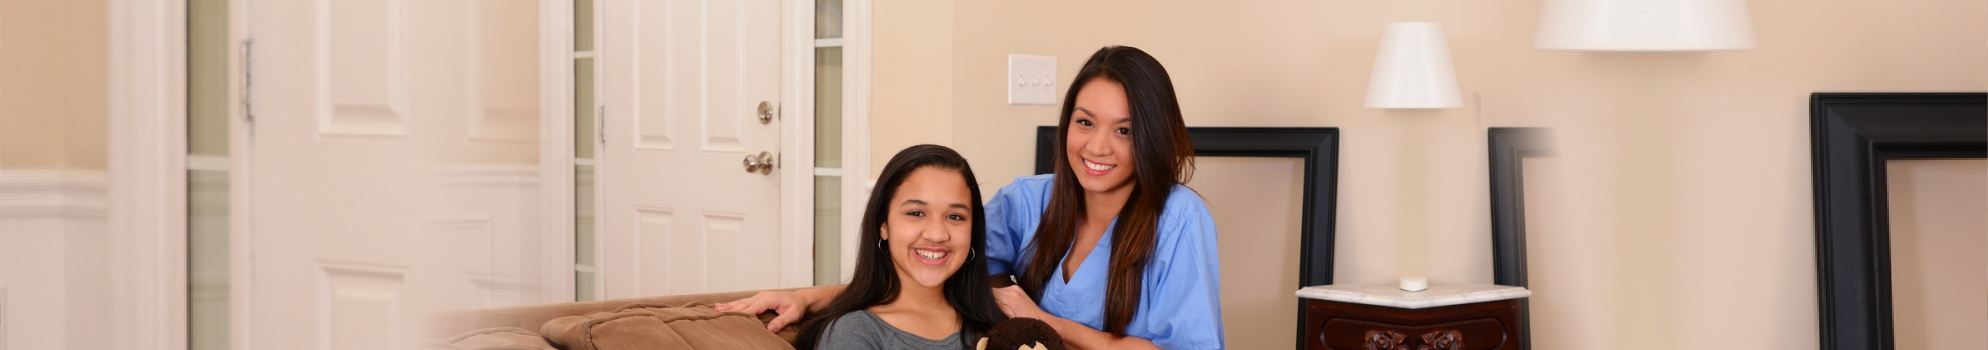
left=1007, top=54, right=1057, bottom=105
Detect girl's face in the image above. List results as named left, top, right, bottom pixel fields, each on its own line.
left=1066, top=78, right=1137, bottom=195
left=880, top=166, right=976, bottom=290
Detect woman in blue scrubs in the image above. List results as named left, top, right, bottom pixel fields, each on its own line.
left=719, top=46, right=1222, bottom=349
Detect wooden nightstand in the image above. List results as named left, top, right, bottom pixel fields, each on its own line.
left=1295, top=282, right=1530, bottom=350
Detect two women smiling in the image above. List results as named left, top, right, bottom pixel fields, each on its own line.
left=718, top=46, right=1224, bottom=350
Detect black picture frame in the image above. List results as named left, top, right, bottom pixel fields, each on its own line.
left=1487, top=127, right=1552, bottom=350
left=1036, top=126, right=1339, bottom=350
left=1811, top=92, right=1986, bottom=350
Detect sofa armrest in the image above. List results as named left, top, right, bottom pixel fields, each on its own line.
left=432, top=288, right=813, bottom=344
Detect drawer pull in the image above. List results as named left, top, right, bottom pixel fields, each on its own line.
left=1363, top=330, right=1407, bottom=350
left=1361, top=329, right=1463, bottom=350
left=1420, top=330, right=1463, bottom=350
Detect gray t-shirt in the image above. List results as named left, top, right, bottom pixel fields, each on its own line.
left=816, top=309, right=973, bottom=350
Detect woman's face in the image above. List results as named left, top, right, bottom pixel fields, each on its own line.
left=880, top=166, right=976, bottom=290
left=1066, top=78, right=1137, bottom=195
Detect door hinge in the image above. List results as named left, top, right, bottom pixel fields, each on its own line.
left=241, top=39, right=254, bottom=124
left=597, top=106, right=606, bottom=144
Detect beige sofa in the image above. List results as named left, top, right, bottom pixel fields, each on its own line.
left=433, top=289, right=816, bottom=350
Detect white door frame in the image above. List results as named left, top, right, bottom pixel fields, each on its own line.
left=777, top=0, right=818, bottom=288
left=536, top=0, right=579, bottom=303
left=837, top=0, right=874, bottom=282
left=106, top=1, right=188, bottom=350
left=784, top=0, right=876, bottom=287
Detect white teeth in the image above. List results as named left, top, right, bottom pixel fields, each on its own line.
left=915, top=249, right=947, bottom=260
left=1085, top=159, right=1115, bottom=171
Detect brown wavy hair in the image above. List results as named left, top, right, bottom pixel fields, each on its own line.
left=1017, top=46, right=1194, bottom=335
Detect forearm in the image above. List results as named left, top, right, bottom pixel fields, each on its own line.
left=1040, top=314, right=1161, bottom=350
left=798, top=284, right=847, bottom=313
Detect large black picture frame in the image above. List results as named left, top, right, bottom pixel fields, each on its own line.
left=1036, top=126, right=1339, bottom=350
left=1487, top=127, right=1552, bottom=350
left=1810, top=92, right=1986, bottom=350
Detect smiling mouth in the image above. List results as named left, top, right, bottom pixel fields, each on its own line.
left=914, top=249, right=948, bottom=260
left=910, top=247, right=952, bottom=265
left=1082, top=158, right=1117, bottom=175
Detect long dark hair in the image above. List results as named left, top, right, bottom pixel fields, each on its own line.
left=1017, top=46, right=1195, bottom=335
left=794, top=144, right=1007, bottom=350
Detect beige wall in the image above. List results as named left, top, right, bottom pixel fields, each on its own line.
left=870, top=0, right=1988, bottom=347
left=869, top=0, right=959, bottom=174
left=1886, top=159, right=1987, bottom=350
left=0, top=0, right=108, bottom=170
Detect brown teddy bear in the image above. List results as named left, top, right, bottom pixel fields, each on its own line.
left=975, top=317, right=1065, bottom=350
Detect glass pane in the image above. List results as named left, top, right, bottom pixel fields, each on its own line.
left=187, top=0, right=228, bottom=155
left=576, top=271, right=596, bottom=302
left=814, top=47, right=843, bottom=168
left=814, top=0, right=842, bottom=39
left=188, top=169, right=229, bottom=350
left=576, top=164, right=595, bottom=266
left=575, top=164, right=595, bottom=301
left=574, top=0, right=594, bottom=52
left=813, top=175, right=842, bottom=285
left=575, top=58, right=595, bottom=159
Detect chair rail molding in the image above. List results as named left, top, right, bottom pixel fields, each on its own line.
left=0, top=170, right=110, bottom=219
left=0, top=169, right=111, bottom=350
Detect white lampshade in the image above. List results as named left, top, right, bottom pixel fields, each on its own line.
left=1534, top=0, right=1756, bottom=50
left=1365, top=22, right=1461, bottom=109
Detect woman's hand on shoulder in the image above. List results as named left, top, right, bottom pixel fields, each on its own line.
left=715, top=290, right=810, bottom=332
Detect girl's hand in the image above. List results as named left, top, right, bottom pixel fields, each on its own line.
left=991, top=285, right=1047, bottom=320
left=715, top=290, right=809, bottom=332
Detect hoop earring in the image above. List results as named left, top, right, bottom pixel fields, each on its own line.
left=876, top=238, right=886, bottom=251
left=965, top=247, right=975, bottom=263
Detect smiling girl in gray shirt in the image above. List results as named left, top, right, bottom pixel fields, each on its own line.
left=777, top=145, right=1006, bottom=349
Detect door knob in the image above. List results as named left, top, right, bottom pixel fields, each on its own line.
left=742, top=151, right=775, bottom=175
left=756, top=101, right=775, bottom=124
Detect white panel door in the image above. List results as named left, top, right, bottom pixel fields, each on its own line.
left=598, top=0, right=789, bottom=298
left=245, top=0, right=546, bottom=348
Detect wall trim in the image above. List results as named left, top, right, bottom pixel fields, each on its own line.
left=108, top=1, right=189, bottom=349
left=537, top=0, right=579, bottom=304
left=836, top=0, right=874, bottom=283
left=779, top=0, right=817, bottom=288
left=0, top=170, right=110, bottom=219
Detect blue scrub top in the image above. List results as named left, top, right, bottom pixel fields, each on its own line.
left=984, top=174, right=1225, bottom=350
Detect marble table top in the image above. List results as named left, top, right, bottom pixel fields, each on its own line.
left=1295, top=281, right=1531, bottom=309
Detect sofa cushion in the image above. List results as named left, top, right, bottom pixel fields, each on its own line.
left=431, top=327, right=557, bottom=350
left=541, top=301, right=794, bottom=350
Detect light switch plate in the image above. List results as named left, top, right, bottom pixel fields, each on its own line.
left=1007, top=54, right=1057, bottom=105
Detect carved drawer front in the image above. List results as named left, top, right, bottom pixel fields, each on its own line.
left=1317, top=318, right=1508, bottom=350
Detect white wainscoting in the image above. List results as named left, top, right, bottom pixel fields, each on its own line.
left=426, top=164, right=566, bottom=307
left=0, top=170, right=109, bottom=350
